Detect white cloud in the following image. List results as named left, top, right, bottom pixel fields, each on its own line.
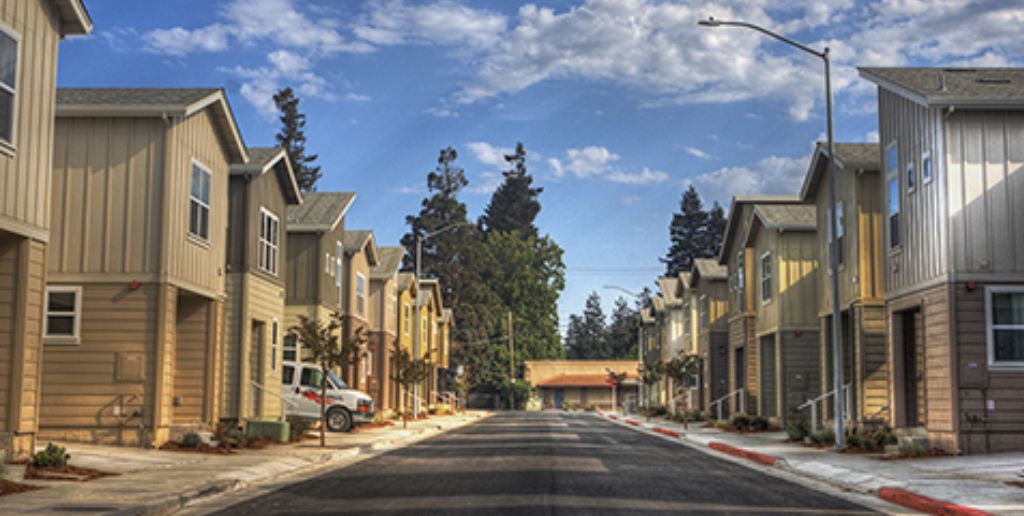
left=466, top=141, right=512, bottom=169
left=353, top=0, right=507, bottom=49
left=608, top=168, right=670, bottom=185
left=684, top=146, right=711, bottom=159
left=621, top=195, right=641, bottom=206
left=547, top=145, right=668, bottom=186
left=143, top=24, right=231, bottom=56
left=344, top=92, right=372, bottom=103
left=391, top=185, right=425, bottom=195
left=691, top=153, right=810, bottom=206
left=223, top=49, right=335, bottom=118
left=467, top=171, right=505, bottom=195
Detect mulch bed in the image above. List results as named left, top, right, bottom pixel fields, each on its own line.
left=158, top=441, right=235, bottom=455
left=838, top=446, right=885, bottom=454
left=877, top=449, right=953, bottom=461
left=0, top=477, right=41, bottom=496
left=1006, top=481, right=1024, bottom=490
left=24, top=464, right=117, bottom=482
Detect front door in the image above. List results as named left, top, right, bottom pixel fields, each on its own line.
left=734, top=346, right=746, bottom=413
left=554, top=389, right=564, bottom=409
left=760, top=336, right=777, bottom=418
left=899, top=309, right=925, bottom=427
left=249, top=321, right=265, bottom=419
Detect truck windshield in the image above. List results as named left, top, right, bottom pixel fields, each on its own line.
left=328, top=370, right=349, bottom=390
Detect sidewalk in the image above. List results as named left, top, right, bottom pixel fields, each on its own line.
left=0, top=412, right=489, bottom=515
left=600, top=412, right=1024, bottom=515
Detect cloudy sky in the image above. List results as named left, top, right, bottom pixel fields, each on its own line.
left=60, top=0, right=1024, bottom=330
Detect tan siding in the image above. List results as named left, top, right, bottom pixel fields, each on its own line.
left=0, top=237, right=15, bottom=429
left=754, top=228, right=780, bottom=332
left=220, top=273, right=243, bottom=418
left=0, top=0, right=60, bottom=240
left=245, top=170, right=288, bottom=284
left=174, top=294, right=210, bottom=424
left=285, top=232, right=319, bottom=305
left=345, top=249, right=371, bottom=323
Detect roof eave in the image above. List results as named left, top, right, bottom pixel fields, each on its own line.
left=185, top=91, right=248, bottom=165
left=54, top=0, right=93, bottom=35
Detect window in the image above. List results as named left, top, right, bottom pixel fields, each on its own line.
left=365, top=350, right=373, bottom=377
left=282, top=365, right=294, bottom=385
left=335, top=242, right=343, bottom=287
left=0, top=27, right=18, bottom=147
left=736, top=251, right=745, bottom=309
left=325, top=253, right=332, bottom=275
left=988, top=288, right=1024, bottom=366
left=258, top=209, right=279, bottom=274
left=760, top=252, right=772, bottom=303
left=886, top=142, right=900, bottom=250
left=922, top=151, right=933, bottom=184
left=404, top=304, right=411, bottom=335
left=283, top=333, right=297, bottom=361
left=906, top=162, right=916, bottom=193
left=188, top=162, right=212, bottom=241
left=271, top=320, right=279, bottom=371
left=828, top=202, right=845, bottom=265
left=356, top=273, right=367, bottom=316
left=44, top=287, right=81, bottom=343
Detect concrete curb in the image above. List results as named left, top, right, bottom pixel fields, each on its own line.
left=707, top=441, right=781, bottom=467
left=652, top=426, right=681, bottom=438
left=877, top=487, right=992, bottom=516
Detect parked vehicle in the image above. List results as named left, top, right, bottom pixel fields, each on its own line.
left=282, top=361, right=374, bottom=432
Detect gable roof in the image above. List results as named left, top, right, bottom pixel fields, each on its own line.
left=692, top=258, right=727, bottom=284
left=800, top=142, right=880, bottom=200
left=230, top=147, right=302, bottom=205
left=719, top=195, right=801, bottom=263
left=397, top=272, right=417, bottom=293
left=753, top=204, right=817, bottom=231
left=287, top=192, right=355, bottom=232
left=52, top=0, right=92, bottom=35
left=678, top=271, right=692, bottom=290
left=656, top=276, right=680, bottom=305
left=342, top=230, right=379, bottom=265
left=417, top=278, right=443, bottom=310
left=371, top=246, right=405, bottom=280
left=56, top=88, right=247, bottom=163
left=859, top=67, right=1024, bottom=108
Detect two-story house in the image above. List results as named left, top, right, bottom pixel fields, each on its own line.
left=639, top=302, right=659, bottom=408
left=656, top=275, right=685, bottom=411
left=650, top=294, right=667, bottom=407
left=744, top=204, right=820, bottom=423
left=799, top=142, right=888, bottom=429
left=859, top=67, right=1024, bottom=453
left=0, top=0, right=91, bottom=459
left=719, top=195, right=800, bottom=416
left=222, top=147, right=301, bottom=426
left=393, top=271, right=417, bottom=413
left=416, top=278, right=442, bottom=404
left=690, top=259, right=728, bottom=417
left=340, top=230, right=378, bottom=391
left=43, top=88, right=249, bottom=446
left=369, top=246, right=403, bottom=412
left=283, top=192, right=355, bottom=362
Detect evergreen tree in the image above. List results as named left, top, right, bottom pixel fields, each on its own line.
left=480, top=142, right=542, bottom=236
left=607, top=297, right=640, bottom=359
left=662, top=185, right=707, bottom=276
left=274, top=87, right=321, bottom=192
left=701, top=202, right=727, bottom=261
left=566, top=292, right=609, bottom=358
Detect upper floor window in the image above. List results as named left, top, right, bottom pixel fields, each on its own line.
left=906, top=162, right=916, bottom=193
left=988, top=288, right=1024, bottom=367
left=760, top=252, right=772, bottom=303
left=189, top=162, right=212, bottom=241
left=356, top=273, right=367, bottom=316
left=44, top=286, right=82, bottom=344
left=271, top=320, right=279, bottom=371
left=736, top=250, right=745, bottom=309
left=0, top=27, right=18, bottom=147
left=335, top=242, right=343, bottom=288
left=922, top=151, right=933, bottom=185
left=828, top=202, right=845, bottom=265
left=283, top=332, right=297, bottom=361
left=404, top=303, right=411, bottom=335
left=258, top=208, right=279, bottom=275
left=886, top=142, right=901, bottom=250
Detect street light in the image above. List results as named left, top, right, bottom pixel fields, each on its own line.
left=603, top=285, right=646, bottom=410
left=413, top=222, right=471, bottom=415
left=698, top=16, right=845, bottom=449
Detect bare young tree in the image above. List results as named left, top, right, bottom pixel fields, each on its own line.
left=290, top=312, right=359, bottom=447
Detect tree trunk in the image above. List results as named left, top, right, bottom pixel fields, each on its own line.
left=320, top=365, right=327, bottom=448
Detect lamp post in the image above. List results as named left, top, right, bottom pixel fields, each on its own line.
left=604, top=285, right=645, bottom=411
left=698, top=17, right=845, bottom=448
left=413, top=222, right=469, bottom=416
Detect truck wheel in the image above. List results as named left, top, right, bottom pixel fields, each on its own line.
left=327, top=408, right=353, bottom=432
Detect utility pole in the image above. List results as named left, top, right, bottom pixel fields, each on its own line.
left=508, top=310, right=515, bottom=410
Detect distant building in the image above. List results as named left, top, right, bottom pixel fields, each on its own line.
left=524, top=360, right=639, bottom=411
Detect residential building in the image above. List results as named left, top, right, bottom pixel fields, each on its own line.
left=221, top=147, right=302, bottom=426
left=416, top=278, right=442, bottom=404
left=369, top=246, right=403, bottom=412
left=656, top=275, right=685, bottom=411
left=43, top=88, right=249, bottom=446
left=639, top=303, right=659, bottom=408
left=718, top=195, right=800, bottom=416
left=393, top=272, right=417, bottom=412
left=524, top=360, right=639, bottom=410
left=690, top=259, right=728, bottom=418
left=859, top=67, right=1024, bottom=453
left=283, top=191, right=355, bottom=363
left=0, top=0, right=91, bottom=459
left=340, top=230, right=379, bottom=391
left=799, top=142, right=888, bottom=428
left=649, top=295, right=667, bottom=407
left=744, top=203, right=820, bottom=424
left=438, top=307, right=453, bottom=394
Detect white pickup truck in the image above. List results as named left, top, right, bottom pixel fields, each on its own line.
left=281, top=361, right=374, bottom=432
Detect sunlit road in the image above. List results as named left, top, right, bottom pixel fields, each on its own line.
left=214, top=412, right=877, bottom=515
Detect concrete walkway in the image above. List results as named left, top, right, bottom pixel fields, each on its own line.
left=0, top=412, right=489, bottom=515
left=603, top=412, right=1024, bottom=515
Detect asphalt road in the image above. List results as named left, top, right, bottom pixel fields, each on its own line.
left=213, top=412, right=877, bottom=515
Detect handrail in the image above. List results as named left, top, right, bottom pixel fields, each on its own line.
left=797, top=383, right=852, bottom=433
left=709, top=388, right=744, bottom=421
left=251, top=380, right=299, bottom=422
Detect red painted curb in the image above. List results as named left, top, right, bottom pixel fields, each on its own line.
left=625, top=420, right=641, bottom=427
left=652, top=427, right=681, bottom=438
left=878, top=487, right=990, bottom=516
left=708, top=441, right=778, bottom=466
left=607, top=415, right=618, bottom=420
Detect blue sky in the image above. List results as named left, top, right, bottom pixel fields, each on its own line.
left=59, top=0, right=1023, bottom=330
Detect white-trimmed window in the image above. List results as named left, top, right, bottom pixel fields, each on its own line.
left=760, top=252, right=772, bottom=303
left=44, top=286, right=81, bottom=343
left=906, top=162, right=916, bottom=193
left=0, top=25, right=18, bottom=148
left=356, top=273, right=367, bottom=316
left=922, top=151, right=933, bottom=185
left=188, top=161, right=212, bottom=241
left=271, top=320, right=279, bottom=371
left=828, top=202, right=845, bottom=266
left=886, top=142, right=901, bottom=250
left=988, top=287, right=1024, bottom=367
left=284, top=332, right=298, bottom=361
left=699, top=295, right=708, bottom=330
left=258, top=208, right=279, bottom=275
left=404, top=303, right=411, bottom=335
left=335, top=242, right=343, bottom=288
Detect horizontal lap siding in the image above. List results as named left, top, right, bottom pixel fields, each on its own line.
left=0, top=236, right=18, bottom=429
left=248, top=275, right=284, bottom=419
left=220, top=274, right=243, bottom=419
left=781, top=330, right=820, bottom=421
left=859, top=304, right=889, bottom=423
left=174, top=295, right=209, bottom=424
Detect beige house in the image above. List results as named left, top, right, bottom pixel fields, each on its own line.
left=690, top=260, right=728, bottom=417
left=340, top=230, right=379, bottom=391
left=43, top=88, right=249, bottom=446
left=0, top=0, right=91, bottom=459
left=416, top=278, right=442, bottom=403
left=718, top=195, right=800, bottom=417
left=860, top=67, right=1024, bottom=453
left=655, top=275, right=685, bottom=411
left=744, top=204, right=820, bottom=423
left=221, top=147, right=302, bottom=425
left=283, top=192, right=355, bottom=362
left=369, top=246, right=403, bottom=412
left=799, top=142, right=888, bottom=429
left=639, top=302, right=660, bottom=407
left=524, top=360, right=639, bottom=410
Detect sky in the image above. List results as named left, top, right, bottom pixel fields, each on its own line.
left=58, top=0, right=1024, bottom=332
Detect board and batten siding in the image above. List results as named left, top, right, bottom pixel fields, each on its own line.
left=0, top=0, right=60, bottom=241
left=286, top=223, right=345, bottom=309
left=49, top=117, right=165, bottom=276
left=755, top=227, right=819, bottom=334
left=344, top=248, right=371, bottom=324
left=230, top=169, right=289, bottom=283
left=229, top=274, right=284, bottom=420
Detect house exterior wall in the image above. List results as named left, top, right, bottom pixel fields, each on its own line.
left=779, top=329, right=820, bottom=422
left=285, top=222, right=345, bottom=309
left=221, top=273, right=284, bottom=421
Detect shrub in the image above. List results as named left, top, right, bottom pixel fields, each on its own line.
left=846, top=433, right=864, bottom=449
left=809, top=428, right=836, bottom=445
left=748, top=416, right=770, bottom=431
left=785, top=418, right=811, bottom=440
left=287, top=417, right=313, bottom=441
left=31, top=443, right=69, bottom=468
left=180, top=432, right=202, bottom=448
left=898, top=440, right=926, bottom=457
left=871, top=425, right=897, bottom=448
left=728, top=414, right=751, bottom=431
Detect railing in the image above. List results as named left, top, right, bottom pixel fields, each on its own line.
left=251, top=380, right=299, bottom=422
left=709, top=388, right=744, bottom=421
left=796, top=383, right=852, bottom=433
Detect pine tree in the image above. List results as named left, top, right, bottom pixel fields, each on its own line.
left=480, top=142, right=542, bottom=236
left=607, top=297, right=640, bottom=359
left=661, top=186, right=724, bottom=276
left=274, top=87, right=321, bottom=192
left=702, top=202, right=727, bottom=260
left=566, top=292, right=609, bottom=358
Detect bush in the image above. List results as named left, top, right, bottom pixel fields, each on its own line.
left=809, top=428, right=836, bottom=445
left=728, top=414, right=751, bottom=431
left=31, top=443, right=69, bottom=468
left=871, top=425, right=897, bottom=448
left=287, top=417, right=313, bottom=441
left=846, top=433, right=864, bottom=449
left=180, top=432, right=202, bottom=448
left=898, top=440, right=926, bottom=457
left=748, top=416, right=770, bottom=431
left=785, top=418, right=811, bottom=440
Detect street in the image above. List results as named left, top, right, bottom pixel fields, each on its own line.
left=213, top=412, right=877, bottom=515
